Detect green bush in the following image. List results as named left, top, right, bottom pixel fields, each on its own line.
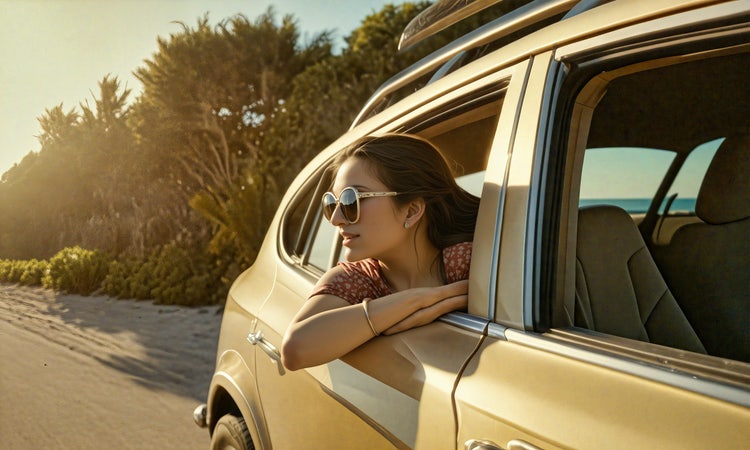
left=102, top=258, right=136, bottom=298
left=42, top=246, right=109, bottom=295
left=148, top=242, right=227, bottom=306
left=0, top=259, right=47, bottom=286
left=0, top=260, right=13, bottom=282
left=8, top=260, right=25, bottom=282
left=19, top=259, right=48, bottom=286
left=100, top=242, right=231, bottom=306
left=3, top=242, right=235, bottom=306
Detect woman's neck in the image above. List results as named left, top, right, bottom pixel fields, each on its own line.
left=377, top=236, right=441, bottom=292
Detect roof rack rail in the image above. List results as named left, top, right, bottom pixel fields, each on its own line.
left=399, top=0, right=506, bottom=51
left=351, top=0, right=579, bottom=128
left=562, top=0, right=611, bottom=19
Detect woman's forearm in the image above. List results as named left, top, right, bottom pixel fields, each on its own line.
left=281, top=280, right=468, bottom=370
left=281, top=289, right=424, bottom=370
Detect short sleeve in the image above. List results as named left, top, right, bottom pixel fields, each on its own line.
left=308, top=259, right=391, bottom=304
left=443, top=242, right=472, bottom=282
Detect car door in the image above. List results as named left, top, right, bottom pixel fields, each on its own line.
left=456, top=4, right=750, bottom=449
left=250, top=60, right=529, bottom=448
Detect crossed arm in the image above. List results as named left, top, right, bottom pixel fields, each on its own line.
left=280, top=271, right=468, bottom=371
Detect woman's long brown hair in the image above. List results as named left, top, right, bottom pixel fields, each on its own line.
left=329, top=134, right=480, bottom=270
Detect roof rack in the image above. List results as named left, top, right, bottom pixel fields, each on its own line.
left=351, top=0, right=580, bottom=128
left=399, top=0, right=506, bottom=51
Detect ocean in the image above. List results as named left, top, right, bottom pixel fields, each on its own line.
left=579, top=198, right=697, bottom=214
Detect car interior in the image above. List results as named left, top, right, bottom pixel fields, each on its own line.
left=568, top=48, right=749, bottom=362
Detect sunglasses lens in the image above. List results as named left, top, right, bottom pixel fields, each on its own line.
left=339, top=188, right=359, bottom=223
left=322, top=192, right=337, bottom=221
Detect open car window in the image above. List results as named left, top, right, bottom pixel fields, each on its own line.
left=282, top=86, right=507, bottom=276
left=551, top=39, right=749, bottom=377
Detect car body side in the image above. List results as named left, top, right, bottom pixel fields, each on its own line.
left=202, top=1, right=750, bottom=448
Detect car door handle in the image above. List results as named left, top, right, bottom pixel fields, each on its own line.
left=466, top=439, right=543, bottom=450
left=465, top=439, right=502, bottom=450
left=507, top=439, right=543, bottom=450
left=247, top=330, right=281, bottom=362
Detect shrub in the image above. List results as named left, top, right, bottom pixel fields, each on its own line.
left=0, top=260, right=13, bottom=282
left=148, top=242, right=227, bottom=306
left=100, top=242, right=231, bottom=306
left=3, top=242, right=234, bottom=306
left=42, top=246, right=109, bottom=295
left=0, top=259, right=47, bottom=286
left=19, top=259, right=48, bottom=286
left=102, top=258, right=135, bottom=298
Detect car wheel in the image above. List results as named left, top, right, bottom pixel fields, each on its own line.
left=210, top=414, right=254, bottom=450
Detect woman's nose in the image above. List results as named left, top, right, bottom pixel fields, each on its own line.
left=330, top=203, right=348, bottom=226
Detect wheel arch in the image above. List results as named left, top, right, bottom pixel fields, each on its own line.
left=207, top=351, right=270, bottom=450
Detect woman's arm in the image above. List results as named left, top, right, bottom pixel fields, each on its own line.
left=281, top=270, right=468, bottom=371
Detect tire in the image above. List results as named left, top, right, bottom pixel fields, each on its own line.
left=210, top=414, right=255, bottom=450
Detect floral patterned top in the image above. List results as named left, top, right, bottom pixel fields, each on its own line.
left=309, top=242, right=472, bottom=305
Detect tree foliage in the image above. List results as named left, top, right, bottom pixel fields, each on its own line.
left=0, top=2, right=492, bottom=304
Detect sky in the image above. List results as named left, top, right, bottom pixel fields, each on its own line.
left=0, top=0, right=406, bottom=176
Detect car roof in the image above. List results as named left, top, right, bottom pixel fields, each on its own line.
left=355, top=0, right=747, bottom=153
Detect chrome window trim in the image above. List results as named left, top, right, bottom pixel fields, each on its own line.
left=505, top=328, right=750, bottom=408
left=522, top=54, right=562, bottom=331
left=487, top=322, right=509, bottom=340
left=439, top=311, right=491, bottom=334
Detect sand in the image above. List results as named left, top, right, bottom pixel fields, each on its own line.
left=0, top=283, right=223, bottom=449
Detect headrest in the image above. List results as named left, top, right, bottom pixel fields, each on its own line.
left=696, top=131, right=750, bottom=225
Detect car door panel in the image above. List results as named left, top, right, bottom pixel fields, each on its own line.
left=252, top=269, right=399, bottom=448
left=456, top=328, right=750, bottom=449
left=254, top=260, right=488, bottom=448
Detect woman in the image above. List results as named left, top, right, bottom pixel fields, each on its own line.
left=281, top=134, right=480, bottom=371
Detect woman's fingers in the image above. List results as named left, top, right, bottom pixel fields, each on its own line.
left=418, top=279, right=468, bottom=308
left=383, top=293, right=468, bottom=335
left=442, top=279, right=469, bottom=297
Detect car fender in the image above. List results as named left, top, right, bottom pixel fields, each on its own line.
left=207, top=349, right=271, bottom=450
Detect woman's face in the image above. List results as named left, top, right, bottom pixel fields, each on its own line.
left=330, top=157, right=408, bottom=262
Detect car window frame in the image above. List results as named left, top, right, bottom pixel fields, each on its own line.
left=279, top=62, right=529, bottom=324
left=525, top=6, right=750, bottom=403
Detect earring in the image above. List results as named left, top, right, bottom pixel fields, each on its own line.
left=404, top=221, right=410, bottom=229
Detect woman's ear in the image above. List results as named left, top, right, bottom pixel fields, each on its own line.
left=404, top=197, right=426, bottom=227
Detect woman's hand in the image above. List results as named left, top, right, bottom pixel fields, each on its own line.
left=382, top=279, right=468, bottom=335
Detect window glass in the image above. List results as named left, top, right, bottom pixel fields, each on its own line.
left=579, top=147, right=675, bottom=213
left=661, top=138, right=723, bottom=214
left=308, top=216, right=336, bottom=271
left=281, top=191, right=312, bottom=257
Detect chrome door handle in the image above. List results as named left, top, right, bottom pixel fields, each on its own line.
left=507, top=439, right=542, bottom=450
left=465, top=439, right=502, bottom=450
left=466, top=439, right=542, bottom=450
left=247, top=330, right=281, bottom=362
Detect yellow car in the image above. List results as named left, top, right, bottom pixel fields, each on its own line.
left=196, top=0, right=750, bottom=448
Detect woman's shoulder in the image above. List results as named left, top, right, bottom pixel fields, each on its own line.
left=442, top=241, right=473, bottom=282
left=310, top=258, right=388, bottom=304
left=337, top=258, right=382, bottom=278
left=442, top=241, right=472, bottom=261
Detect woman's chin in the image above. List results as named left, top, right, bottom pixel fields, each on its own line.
left=342, top=248, right=364, bottom=262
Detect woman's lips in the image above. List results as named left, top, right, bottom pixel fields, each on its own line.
left=340, top=232, right=358, bottom=245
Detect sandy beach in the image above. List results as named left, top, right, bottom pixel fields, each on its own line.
left=0, top=283, right=222, bottom=449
